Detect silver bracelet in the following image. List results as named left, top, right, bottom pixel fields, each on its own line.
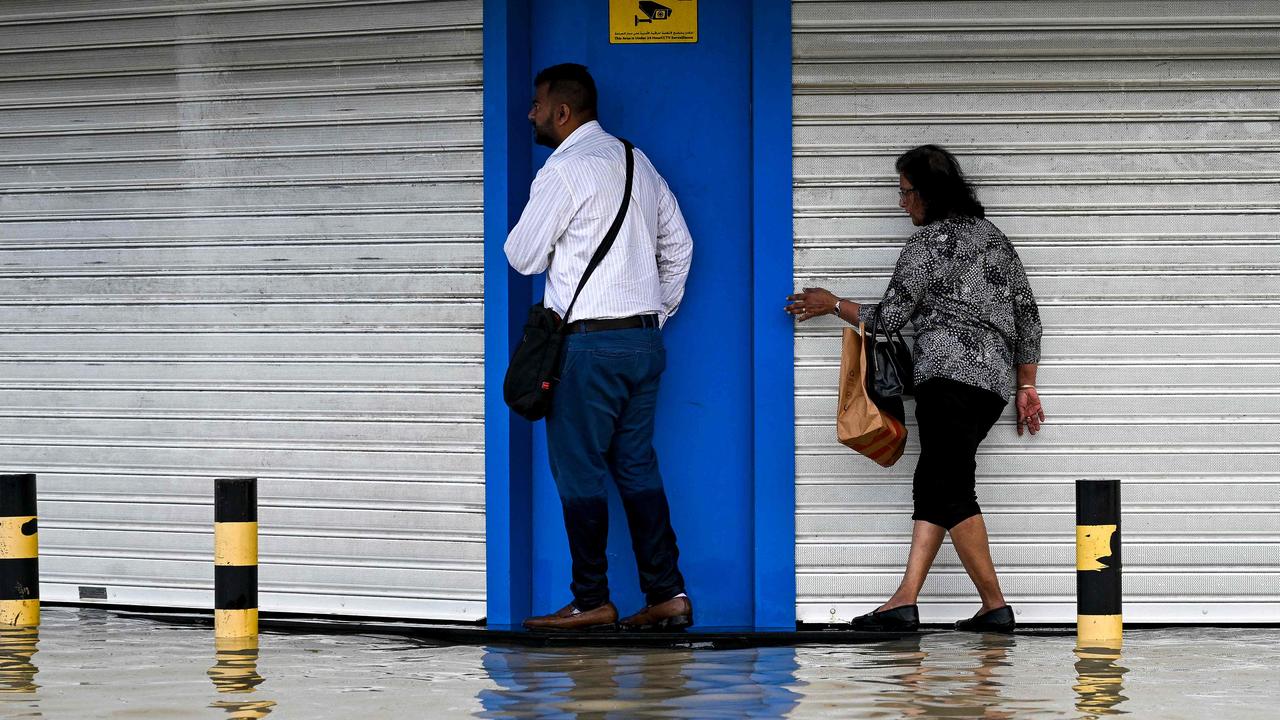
left=1018, top=384, right=1036, bottom=390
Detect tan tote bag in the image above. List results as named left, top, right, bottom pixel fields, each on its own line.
left=836, top=325, right=908, bottom=467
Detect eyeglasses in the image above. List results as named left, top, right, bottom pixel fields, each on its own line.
left=898, top=187, right=918, bottom=199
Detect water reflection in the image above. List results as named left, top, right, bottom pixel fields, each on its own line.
left=0, top=625, right=40, bottom=719
left=4, top=607, right=1279, bottom=718
left=208, top=636, right=276, bottom=719
left=76, top=606, right=111, bottom=638
left=867, top=634, right=1017, bottom=718
left=1074, top=641, right=1128, bottom=717
left=0, top=626, right=38, bottom=694
left=478, top=644, right=801, bottom=718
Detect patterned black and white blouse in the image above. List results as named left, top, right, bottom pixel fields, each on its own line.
left=857, top=216, right=1042, bottom=400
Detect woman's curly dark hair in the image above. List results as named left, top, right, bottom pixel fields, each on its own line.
left=896, top=145, right=984, bottom=224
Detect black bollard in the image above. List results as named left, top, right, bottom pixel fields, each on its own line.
left=0, top=473, right=38, bottom=627
left=1076, top=478, right=1122, bottom=645
left=215, top=478, right=258, bottom=638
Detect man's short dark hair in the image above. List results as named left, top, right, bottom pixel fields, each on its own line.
left=534, top=63, right=598, bottom=119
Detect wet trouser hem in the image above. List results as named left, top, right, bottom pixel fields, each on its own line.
left=644, top=587, right=686, bottom=607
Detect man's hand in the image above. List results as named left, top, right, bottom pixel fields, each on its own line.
left=1016, top=387, right=1045, bottom=436
left=786, top=287, right=839, bottom=322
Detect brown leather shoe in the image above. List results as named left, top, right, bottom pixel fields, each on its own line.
left=619, top=596, right=694, bottom=632
left=522, top=602, right=618, bottom=632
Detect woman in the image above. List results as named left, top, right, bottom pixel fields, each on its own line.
left=786, top=145, right=1044, bottom=633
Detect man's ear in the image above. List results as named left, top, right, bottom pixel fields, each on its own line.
left=554, top=103, right=572, bottom=127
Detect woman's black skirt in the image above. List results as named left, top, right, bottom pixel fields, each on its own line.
left=911, top=377, right=1007, bottom=529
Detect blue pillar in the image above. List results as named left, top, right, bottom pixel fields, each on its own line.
left=751, top=0, right=797, bottom=630
left=483, top=0, right=533, bottom=628
left=484, top=0, right=796, bottom=629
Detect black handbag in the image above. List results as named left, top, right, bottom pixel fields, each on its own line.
left=503, top=139, right=635, bottom=421
left=863, top=315, right=914, bottom=423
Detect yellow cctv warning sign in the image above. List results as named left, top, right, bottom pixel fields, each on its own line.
left=610, top=0, right=697, bottom=44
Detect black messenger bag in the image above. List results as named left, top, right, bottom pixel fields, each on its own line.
left=503, top=139, right=635, bottom=421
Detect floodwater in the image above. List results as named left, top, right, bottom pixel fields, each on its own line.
left=2, top=608, right=1277, bottom=718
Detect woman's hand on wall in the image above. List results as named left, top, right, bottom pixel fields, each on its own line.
left=786, top=287, right=841, bottom=322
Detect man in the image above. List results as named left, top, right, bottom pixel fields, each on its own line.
left=505, top=63, right=694, bottom=632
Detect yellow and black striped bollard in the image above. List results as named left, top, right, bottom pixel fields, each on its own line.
left=1076, top=478, right=1122, bottom=646
left=0, top=473, right=38, bottom=627
left=215, top=478, right=258, bottom=638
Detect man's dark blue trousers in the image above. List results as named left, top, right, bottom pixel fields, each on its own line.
left=546, top=325, right=686, bottom=611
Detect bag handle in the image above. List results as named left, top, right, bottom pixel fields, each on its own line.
left=867, top=312, right=909, bottom=374
left=842, top=324, right=867, bottom=412
left=561, top=139, right=635, bottom=326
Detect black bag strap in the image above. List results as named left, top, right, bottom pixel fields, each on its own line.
left=867, top=312, right=908, bottom=366
left=866, top=314, right=884, bottom=373
left=561, top=139, right=634, bottom=325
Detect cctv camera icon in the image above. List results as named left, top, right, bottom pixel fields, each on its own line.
left=634, top=1, right=672, bottom=25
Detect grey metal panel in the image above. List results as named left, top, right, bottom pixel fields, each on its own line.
left=793, top=1, right=1280, bottom=623
left=0, top=0, right=484, bottom=620
left=0, top=1, right=480, bottom=51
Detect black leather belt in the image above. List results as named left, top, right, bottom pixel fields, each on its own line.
left=565, top=314, right=659, bottom=334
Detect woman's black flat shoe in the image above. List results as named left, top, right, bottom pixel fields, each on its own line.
left=850, top=604, right=920, bottom=631
left=954, top=605, right=1015, bottom=633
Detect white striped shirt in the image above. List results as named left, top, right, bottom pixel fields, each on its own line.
left=504, top=121, right=694, bottom=326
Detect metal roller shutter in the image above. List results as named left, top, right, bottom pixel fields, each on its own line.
left=793, top=0, right=1280, bottom=624
left=0, top=0, right=484, bottom=620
